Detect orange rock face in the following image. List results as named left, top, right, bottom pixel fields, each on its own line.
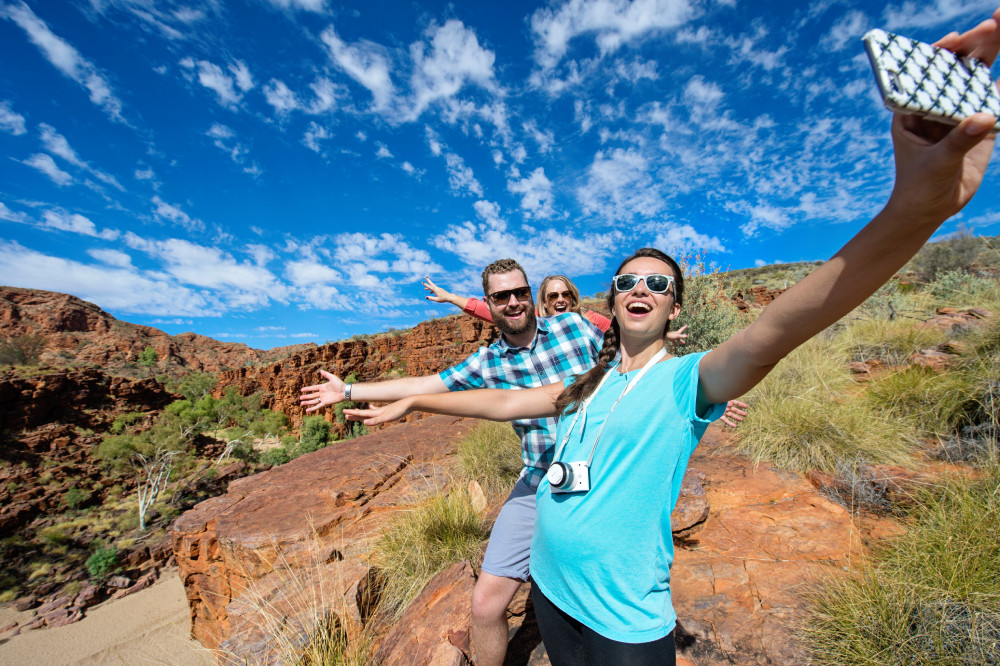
left=172, top=415, right=478, bottom=661
left=173, top=420, right=858, bottom=665
left=0, top=286, right=312, bottom=378
left=216, top=315, right=497, bottom=436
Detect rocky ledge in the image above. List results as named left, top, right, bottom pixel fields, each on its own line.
left=172, top=416, right=858, bottom=665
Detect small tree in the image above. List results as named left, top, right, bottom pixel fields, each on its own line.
left=138, top=346, right=159, bottom=376
left=134, top=444, right=178, bottom=530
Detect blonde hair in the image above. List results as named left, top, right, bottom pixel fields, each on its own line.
left=537, top=275, right=581, bottom=316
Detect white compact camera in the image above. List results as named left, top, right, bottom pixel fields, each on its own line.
left=546, top=461, right=590, bottom=494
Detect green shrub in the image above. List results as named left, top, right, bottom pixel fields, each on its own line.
left=928, top=270, right=999, bottom=305
left=63, top=486, right=92, bottom=510
left=86, top=543, right=119, bottom=582
left=909, top=229, right=980, bottom=282
left=672, top=256, right=746, bottom=355
left=298, top=415, right=333, bottom=454
left=0, top=335, right=44, bottom=365
left=375, top=489, right=490, bottom=616
left=457, top=421, right=522, bottom=494
left=261, top=446, right=292, bottom=467
left=806, top=469, right=1000, bottom=664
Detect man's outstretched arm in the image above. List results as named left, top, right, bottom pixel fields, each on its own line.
left=300, top=370, right=448, bottom=413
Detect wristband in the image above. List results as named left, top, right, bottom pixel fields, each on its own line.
left=344, top=383, right=352, bottom=401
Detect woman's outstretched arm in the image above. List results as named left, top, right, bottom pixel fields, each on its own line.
left=423, top=276, right=496, bottom=324
left=698, top=9, right=1000, bottom=407
left=344, top=382, right=563, bottom=426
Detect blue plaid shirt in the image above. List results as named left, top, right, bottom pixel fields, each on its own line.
left=440, top=312, right=604, bottom=489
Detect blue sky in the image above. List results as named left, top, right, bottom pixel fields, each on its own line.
left=1, top=0, right=998, bottom=350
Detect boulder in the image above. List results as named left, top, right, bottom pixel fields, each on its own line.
left=173, top=415, right=477, bottom=660
left=374, top=561, right=476, bottom=666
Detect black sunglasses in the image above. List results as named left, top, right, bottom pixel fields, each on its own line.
left=546, top=290, right=573, bottom=303
left=488, top=286, right=532, bottom=305
left=613, top=273, right=675, bottom=294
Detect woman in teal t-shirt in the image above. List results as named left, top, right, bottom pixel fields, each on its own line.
left=344, top=16, right=999, bottom=661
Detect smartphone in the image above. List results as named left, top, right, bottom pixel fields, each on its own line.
left=863, top=28, right=1000, bottom=133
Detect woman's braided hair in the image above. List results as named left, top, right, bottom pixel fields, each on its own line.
left=553, top=248, right=684, bottom=416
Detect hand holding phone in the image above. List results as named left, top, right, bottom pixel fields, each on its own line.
left=864, top=28, right=1000, bottom=133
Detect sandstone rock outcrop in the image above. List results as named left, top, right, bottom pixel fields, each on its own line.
left=0, top=286, right=311, bottom=378
left=216, top=316, right=497, bottom=436
left=173, top=419, right=857, bottom=665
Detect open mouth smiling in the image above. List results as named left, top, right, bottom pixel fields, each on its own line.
left=625, top=302, right=652, bottom=315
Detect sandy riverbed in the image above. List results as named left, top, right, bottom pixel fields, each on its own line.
left=0, top=570, right=214, bottom=665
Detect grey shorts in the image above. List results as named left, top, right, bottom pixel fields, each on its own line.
left=481, top=478, right=537, bottom=581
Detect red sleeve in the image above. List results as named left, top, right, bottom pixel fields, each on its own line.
left=464, top=298, right=494, bottom=324
left=585, top=310, right=611, bottom=332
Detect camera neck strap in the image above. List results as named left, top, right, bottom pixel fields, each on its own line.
left=554, top=346, right=668, bottom=467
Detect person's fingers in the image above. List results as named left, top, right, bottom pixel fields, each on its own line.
left=720, top=417, right=735, bottom=428
left=320, top=369, right=336, bottom=381
left=732, top=400, right=749, bottom=409
left=675, top=325, right=688, bottom=333
left=951, top=9, right=1000, bottom=65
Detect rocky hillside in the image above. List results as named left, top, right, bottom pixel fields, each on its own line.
left=0, top=286, right=313, bottom=379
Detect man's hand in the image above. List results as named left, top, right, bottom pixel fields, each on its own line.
left=300, top=370, right=346, bottom=413
left=344, top=398, right=413, bottom=426
left=720, top=400, right=748, bottom=428
left=886, top=9, right=999, bottom=226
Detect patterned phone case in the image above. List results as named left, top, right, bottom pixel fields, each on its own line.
left=863, top=29, right=1000, bottom=132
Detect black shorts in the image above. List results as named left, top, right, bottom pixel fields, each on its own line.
left=531, top=583, right=676, bottom=666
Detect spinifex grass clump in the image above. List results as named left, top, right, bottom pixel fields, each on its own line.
left=835, top=317, right=947, bottom=367
left=864, top=366, right=974, bottom=439
left=374, top=488, right=490, bottom=617
left=737, top=337, right=916, bottom=473
left=457, top=420, right=522, bottom=495
left=806, top=467, right=1000, bottom=664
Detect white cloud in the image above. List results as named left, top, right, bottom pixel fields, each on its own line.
left=321, top=25, right=395, bottom=110
left=205, top=123, right=259, bottom=175
left=683, top=76, right=724, bottom=107
left=2, top=2, right=125, bottom=121
left=401, top=161, right=417, bottom=175
left=376, top=143, right=393, bottom=158
left=407, top=20, right=497, bottom=119
left=88, top=248, right=133, bottom=267
left=303, top=122, right=331, bottom=152
left=653, top=223, right=725, bottom=255
left=181, top=58, right=253, bottom=108
left=151, top=195, right=203, bottom=231
left=38, top=123, right=124, bottom=190
left=577, top=148, right=663, bottom=220
left=0, top=201, right=28, bottom=222
left=135, top=167, right=155, bottom=180
left=123, top=234, right=288, bottom=307
left=530, top=0, right=699, bottom=71
left=883, top=0, right=997, bottom=30
left=264, top=79, right=300, bottom=114
left=821, top=11, right=868, bottom=51
left=41, top=210, right=118, bottom=239
left=0, top=100, right=26, bottom=135
left=0, top=241, right=215, bottom=316
left=728, top=201, right=793, bottom=237
left=507, top=167, right=556, bottom=219
left=443, top=151, right=483, bottom=197
left=24, top=153, right=72, bottom=185
left=307, top=77, right=341, bottom=113
left=265, top=0, right=327, bottom=12
left=522, top=120, right=555, bottom=154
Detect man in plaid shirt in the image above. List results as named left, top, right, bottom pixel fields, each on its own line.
left=301, top=258, right=603, bottom=666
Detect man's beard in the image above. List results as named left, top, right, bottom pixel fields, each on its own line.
left=493, top=306, right=536, bottom=337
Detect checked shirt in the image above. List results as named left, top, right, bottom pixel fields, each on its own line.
left=440, top=312, right=604, bottom=489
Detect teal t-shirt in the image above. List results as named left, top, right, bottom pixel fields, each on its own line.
left=530, top=351, right=723, bottom=643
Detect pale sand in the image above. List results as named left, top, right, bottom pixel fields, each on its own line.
left=0, top=570, right=215, bottom=665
